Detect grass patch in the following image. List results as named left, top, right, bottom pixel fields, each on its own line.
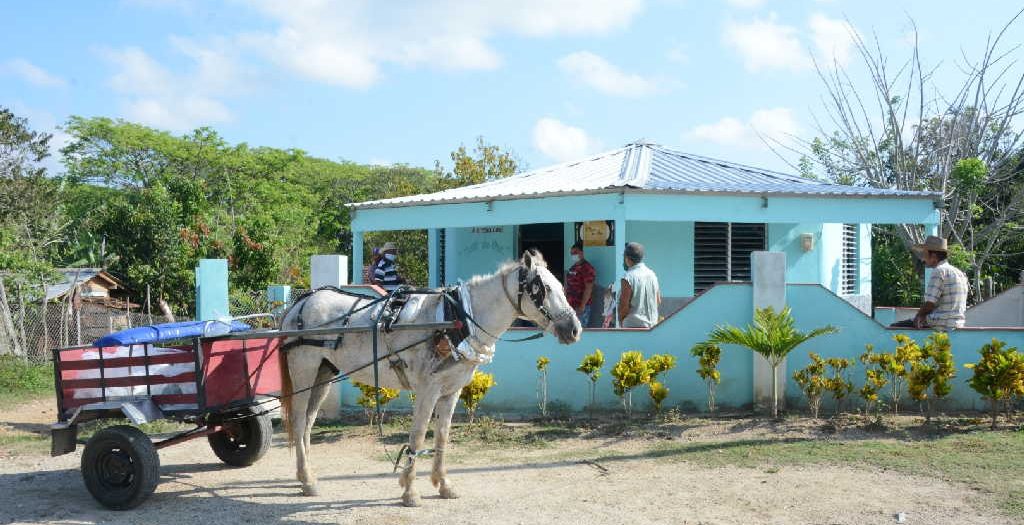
left=0, top=356, right=53, bottom=403
left=589, top=430, right=1024, bottom=519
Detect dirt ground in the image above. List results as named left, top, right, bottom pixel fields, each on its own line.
left=0, top=399, right=1014, bottom=525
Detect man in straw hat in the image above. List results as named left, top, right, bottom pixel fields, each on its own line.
left=890, top=235, right=968, bottom=331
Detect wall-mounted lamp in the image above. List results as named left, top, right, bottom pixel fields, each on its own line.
left=800, top=233, right=815, bottom=252
left=486, top=200, right=494, bottom=212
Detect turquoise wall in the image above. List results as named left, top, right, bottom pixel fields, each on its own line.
left=768, top=223, right=822, bottom=284
left=337, top=282, right=1024, bottom=414
left=443, top=226, right=515, bottom=284
left=628, top=221, right=695, bottom=297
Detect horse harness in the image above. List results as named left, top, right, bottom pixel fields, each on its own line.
left=280, top=265, right=556, bottom=391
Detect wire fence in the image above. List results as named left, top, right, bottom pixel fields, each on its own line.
left=0, top=288, right=300, bottom=363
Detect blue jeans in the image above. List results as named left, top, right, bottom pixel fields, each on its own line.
left=576, top=305, right=592, bottom=327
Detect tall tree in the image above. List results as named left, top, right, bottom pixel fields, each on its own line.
left=795, top=11, right=1024, bottom=298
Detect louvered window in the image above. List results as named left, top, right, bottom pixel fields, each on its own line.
left=438, top=229, right=446, bottom=286
left=694, top=222, right=766, bottom=293
left=841, top=224, right=857, bottom=295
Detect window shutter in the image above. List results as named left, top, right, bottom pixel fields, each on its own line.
left=438, top=229, right=446, bottom=286
left=840, top=224, right=857, bottom=295
left=694, top=222, right=765, bottom=293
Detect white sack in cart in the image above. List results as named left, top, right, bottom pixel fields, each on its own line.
left=72, top=345, right=196, bottom=399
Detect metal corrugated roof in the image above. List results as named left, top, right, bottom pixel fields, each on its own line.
left=351, top=142, right=940, bottom=209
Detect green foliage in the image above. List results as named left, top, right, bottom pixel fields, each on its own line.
left=0, top=356, right=53, bottom=402
left=353, top=381, right=400, bottom=425
left=578, top=349, right=604, bottom=412
left=793, top=353, right=828, bottom=418
left=433, top=136, right=518, bottom=187
left=459, top=371, right=496, bottom=424
left=708, top=307, right=838, bottom=417
left=950, top=157, right=988, bottom=195
left=648, top=381, right=669, bottom=413
left=823, top=357, right=854, bottom=414
left=908, top=332, right=956, bottom=419
left=859, top=344, right=888, bottom=414
left=611, top=351, right=650, bottom=398
left=536, top=356, right=550, bottom=372
left=690, top=342, right=721, bottom=412
left=964, top=338, right=1024, bottom=429
left=861, top=335, right=922, bottom=415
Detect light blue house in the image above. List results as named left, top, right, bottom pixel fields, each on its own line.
left=347, top=142, right=1022, bottom=413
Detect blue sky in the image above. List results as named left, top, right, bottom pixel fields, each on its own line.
left=3, top=0, right=1023, bottom=174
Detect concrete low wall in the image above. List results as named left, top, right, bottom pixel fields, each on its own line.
left=336, top=284, right=1024, bottom=415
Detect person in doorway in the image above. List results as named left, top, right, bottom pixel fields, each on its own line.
left=565, top=241, right=596, bottom=327
left=618, top=241, right=661, bottom=328
left=363, top=247, right=381, bottom=284
left=890, top=236, right=968, bottom=331
left=372, top=242, right=405, bottom=291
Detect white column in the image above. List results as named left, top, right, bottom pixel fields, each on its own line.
left=923, top=223, right=938, bottom=295
left=428, top=228, right=439, bottom=288
left=351, top=230, right=364, bottom=284
left=614, top=217, right=626, bottom=328
left=751, top=251, right=786, bottom=412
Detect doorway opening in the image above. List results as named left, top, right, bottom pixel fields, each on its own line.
left=517, top=223, right=564, bottom=282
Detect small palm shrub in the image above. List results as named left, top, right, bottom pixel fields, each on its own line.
left=536, top=356, right=550, bottom=417
left=353, top=382, right=400, bottom=425
left=908, top=332, right=955, bottom=421
left=964, top=338, right=1024, bottom=429
left=459, top=371, right=496, bottom=424
left=577, top=349, right=605, bottom=412
left=708, top=307, right=838, bottom=418
left=690, top=342, right=722, bottom=413
left=793, top=353, right=827, bottom=418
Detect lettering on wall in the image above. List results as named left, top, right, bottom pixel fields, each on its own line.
left=471, top=227, right=504, bottom=234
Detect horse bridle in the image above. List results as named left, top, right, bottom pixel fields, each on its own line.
left=502, top=265, right=575, bottom=329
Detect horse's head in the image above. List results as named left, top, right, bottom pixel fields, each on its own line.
left=515, top=249, right=582, bottom=345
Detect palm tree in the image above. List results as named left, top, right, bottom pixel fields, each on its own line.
left=708, top=307, right=838, bottom=418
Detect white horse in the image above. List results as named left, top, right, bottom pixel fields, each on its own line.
left=277, top=250, right=581, bottom=506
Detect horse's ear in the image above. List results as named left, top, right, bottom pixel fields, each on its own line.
left=521, top=250, right=535, bottom=269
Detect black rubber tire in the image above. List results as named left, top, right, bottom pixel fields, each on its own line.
left=207, top=410, right=273, bottom=467
left=81, top=425, right=160, bottom=510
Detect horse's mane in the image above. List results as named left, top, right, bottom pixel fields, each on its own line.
left=466, top=252, right=548, bottom=286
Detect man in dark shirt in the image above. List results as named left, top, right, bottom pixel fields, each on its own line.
left=565, top=241, right=596, bottom=326
left=372, top=242, right=404, bottom=291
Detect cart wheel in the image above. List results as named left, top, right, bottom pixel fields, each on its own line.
left=81, top=425, right=160, bottom=510
left=208, top=410, right=272, bottom=467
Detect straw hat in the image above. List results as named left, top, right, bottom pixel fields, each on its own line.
left=911, top=235, right=948, bottom=257
left=381, top=242, right=397, bottom=252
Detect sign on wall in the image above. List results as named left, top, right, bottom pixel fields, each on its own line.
left=574, top=220, right=615, bottom=247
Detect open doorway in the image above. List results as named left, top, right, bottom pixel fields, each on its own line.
left=517, top=223, right=564, bottom=283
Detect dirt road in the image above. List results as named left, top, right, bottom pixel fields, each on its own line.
left=0, top=413, right=1010, bottom=525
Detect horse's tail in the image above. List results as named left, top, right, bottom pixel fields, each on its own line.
left=278, top=346, right=295, bottom=449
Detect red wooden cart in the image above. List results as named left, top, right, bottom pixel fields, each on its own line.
left=50, top=334, right=282, bottom=510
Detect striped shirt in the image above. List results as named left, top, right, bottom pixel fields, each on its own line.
left=373, top=258, right=402, bottom=290
left=924, top=261, right=968, bottom=330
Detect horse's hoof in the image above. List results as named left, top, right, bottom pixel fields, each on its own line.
left=402, top=492, right=421, bottom=507
left=439, top=485, right=459, bottom=499
left=301, top=483, right=320, bottom=497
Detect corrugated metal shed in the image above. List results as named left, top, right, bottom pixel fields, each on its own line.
left=351, top=142, right=940, bottom=209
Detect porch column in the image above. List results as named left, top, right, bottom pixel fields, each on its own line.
left=428, top=228, right=440, bottom=288
left=614, top=217, right=626, bottom=328
left=351, top=230, right=364, bottom=284
left=923, top=222, right=939, bottom=295
left=751, top=251, right=786, bottom=412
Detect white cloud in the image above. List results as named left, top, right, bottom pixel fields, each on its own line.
left=3, top=59, right=66, bottom=87
left=557, top=51, right=658, bottom=97
left=242, top=0, right=644, bottom=88
left=725, top=0, right=766, bottom=8
left=723, top=14, right=810, bottom=72
left=532, top=117, right=598, bottom=162
left=101, top=43, right=237, bottom=131
left=808, top=13, right=857, bottom=65
left=688, top=107, right=800, bottom=149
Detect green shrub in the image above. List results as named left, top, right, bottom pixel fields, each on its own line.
left=964, top=338, right=1024, bottom=429
left=690, top=342, right=721, bottom=412
left=459, top=371, right=496, bottom=424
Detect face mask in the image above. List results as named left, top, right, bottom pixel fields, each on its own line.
left=571, top=254, right=581, bottom=263
left=384, top=253, right=396, bottom=261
